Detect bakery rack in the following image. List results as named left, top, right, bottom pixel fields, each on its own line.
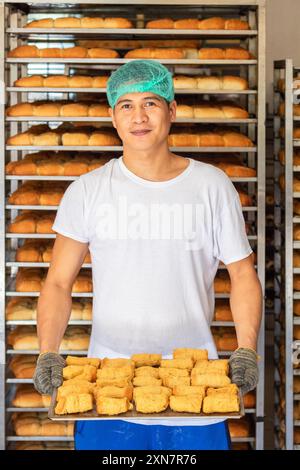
left=0, top=0, right=266, bottom=450
left=273, top=59, right=300, bottom=450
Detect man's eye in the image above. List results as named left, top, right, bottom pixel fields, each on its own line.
left=145, top=101, right=156, bottom=107
left=121, top=104, right=131, bottom=109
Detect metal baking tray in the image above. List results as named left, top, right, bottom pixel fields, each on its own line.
left=48, top=387, right=245, bottom=421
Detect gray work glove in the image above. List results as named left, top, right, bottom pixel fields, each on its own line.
left=33, top=352, right=65, bottom=395
left=229, top=347, right=259, bottom=395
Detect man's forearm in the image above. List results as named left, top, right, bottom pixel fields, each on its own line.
left=37, top=281, right=72, bottom=353
left=229, top=270, right=263, bottom=351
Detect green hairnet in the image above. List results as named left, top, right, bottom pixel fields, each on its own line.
left=106, top=59, right=174, bottom=108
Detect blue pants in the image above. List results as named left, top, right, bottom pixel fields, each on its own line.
left=74, top=420, right=231, bottom=450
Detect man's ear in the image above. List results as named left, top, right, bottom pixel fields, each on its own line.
left=169, top=100, right=177, bottom=123
left=108, top=107, right=116, bottom=129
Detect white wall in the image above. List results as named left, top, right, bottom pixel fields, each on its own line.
left=266, top=0, right=300, bottom=111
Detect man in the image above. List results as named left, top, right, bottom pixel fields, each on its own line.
left=33, top=60, right=262, bottom=450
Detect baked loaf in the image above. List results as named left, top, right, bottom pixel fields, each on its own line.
left=6, top=297, right=92, bottom=321
left=279, top=102, right=300, bottom=117
left=214, top=301, right=233, bottom=321
left=168, top=128, right=254, bottom=147
left=15, top=239, right=91, bottom=263
left=8, top=45, right=119, bottom=58
left=173, top=75, right=248, bottom=91
left=228, top=417, right=251, bottom=437
left=12, top=385, right=51, bottom=408
left=9, top=355, right=36, bottom=378
left=26, top=17, right=133, bottom=29
left=7, top=100, right=110, bottom=117
left=12, top=412, right=74, bottom=436
left=124, top=47, right=253, bottom=60
left=7, top=124, right=121, bottom=147
left=8, top=211, right=56, bottom=233
left=212, top=327, right=238, bottom=351
left=14, top=74, right=109, bottom=88
left=176, top=102, right=249, bottom=119
left=214, top=272, right=231, bottom=293
left=279, top=149, right=300, bottom=166
left=279, top=174, right=300, bottom=192
left=6, top=152, right=110, bottom=176
left=8, top=181, right=69, bottom=205
left=15, top=267, right=92, bottom=292
left=8, top=325, right=91, bottom=351
left=146, top=17, right=249, bottom=30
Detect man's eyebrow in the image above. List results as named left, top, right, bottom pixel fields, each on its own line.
left=116, top=96, right=163, bottom=106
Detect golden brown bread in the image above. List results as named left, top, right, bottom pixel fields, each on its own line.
left=9, top=355, right=36, bottom=379
left=146, top=17, right=249, bottom=30
left=198, top=47, right=252, bottom=60
left=8, top=45, right=119, bottom=59
left=14, top=267, right=92, bottom=293
left=8, top=325, right=90, bottom=350
left=12, top=385, right=51, bottom=408
left=15, top=239, right=91, bottom=263
left=173, top=75, right=248, bottom=91
left=168, top=129, right=253, bottom=148
left=213, top=328, right=238, bottom=351
left=124, top=48, right=185, bottom=59
left=7, top=100, right=109, bottom=117
left=228, top=417, right=251, bottom=437
left=8, top=211, right=56, bottom=233
left=176, top=102, right=249, bottom=119
left=8, top=181, right=69, bottom=205
left=26, top=16, right=133, bottom=29
left=214, top=301, right=233, bottom=321
left=12, top=412, right=74, bottom=436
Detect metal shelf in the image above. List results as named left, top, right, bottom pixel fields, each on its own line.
left=6, top=58, right=258, bottom=65
left=1, top=0, right=266, bottom=451
left=5, top=146, right=258, bottom=153
left=6, top=116, right=258, bottom=124
left=6, top=27, right=258, bottom=37
left=6, top=87, right=258, bottom=95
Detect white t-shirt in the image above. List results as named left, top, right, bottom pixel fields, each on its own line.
left=52, top=156, right=253, bottom=426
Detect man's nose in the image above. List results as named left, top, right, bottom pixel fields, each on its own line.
left=132, top=105, right=148, bottom=124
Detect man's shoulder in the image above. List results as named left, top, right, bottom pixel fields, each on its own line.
left=192, top=159, right=230, bottom=182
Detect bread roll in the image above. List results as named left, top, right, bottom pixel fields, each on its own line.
left=26, top=18, right=54, bottom=28
left=124, top=48, right=185, bottom=59
left=14, top=75, right=44, bottom=87
left=87, top=48, right=119, bottom=58
left=198, top=47, right=251, bottom=60
left=39, top=48, right=62, bottom=58
left=8, top=211, right=56, bottom=233
left=228, top=418, right=250, bottom=437
left=103, top=17, right=133, bottom=28
left=294, top=300, right=300, bottom=316
left=12, top=385, right=51, bottom=408
left=214, top=272, right=231, bottom=293
left=13, top=412, right=74, bottom=436
left=214, top=301, right=233, bottom=321
left=9, top=355, right=36, bottom=379
left=54, top=17, right=81, bottom=28
left=294, top=275, right=300, bottom=291
left=8, top=45, right=39, bottom=58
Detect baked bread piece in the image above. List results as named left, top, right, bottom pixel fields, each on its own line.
left=198, top=47, right=252, bottom=60
left=65, top=356, right=100, bottom=368
left=8, top=325, right=90, bottom=351
left=96, top=377, right=132, bottom=388
left=214, top=272, right=231, bottom=293
left=191, top=373, right=231, bottom=388
left=9, top=355, right=36, bottom=379
left=158, top=368, right=190, bottom=379
left=133, top=376, right=162, bottom=387
left=134, top=366, right=160, bottom=378
left=26, top=16, right=133, bottom=29
left=169, top=395, right=203, bottom=413
left=124, top=48, right=185, bottom=59
left=101, top=358, right=134, bottom=369
left=173, top=348, right=208, bottom=361
left=203, top=393, right=240, bottom=413
left=213, top=328, right=238, bottom=352
left=7, top=100, right=110, bottom=117
left=8, top=45, right=118, bottom=59
left=162, top=376, right=191, bottom=388
left=57, top=381, right=96, bottom=399
left=206, top=384, right=238, bottom=396
left=97, top=366, right=134, bottom=381
left=214, top=301, right=233, bottom=321
left=135, top=393, right=169, bottom=414
left=131, top=353, right=161, bottom=367
left=146, top=17, right=249, bottom=30
left=15, top=239, right=91, bottom=263
left=12, top=385, right=51, bottom=408
left=13, top=412, right=74, bottom=436
left=96, top=396, right=133, bottom=415
left=160, top=358, right=194, bottom=369
left=193, top=359, right=229, bottom=375
left=8, top=180, right=69, bottom=206
left=8, top=211, right=56, bottom=234
left=228, top=417, right=251, bottom=437
left=94, top=385, right=133, bottom=400
left=55, top=393, right=93, bottom=415
left=15, top=267, right=92, bottom=293
left=133, top=386, right=172, bottom=401
left=63, top=365, right=97, bottom=381
left=168, top=128, right=253, bottom=148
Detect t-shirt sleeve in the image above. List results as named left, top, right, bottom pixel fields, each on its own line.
left=213, top=180, right=253, bottom=265
left=51, top=178, right=89, bottom=243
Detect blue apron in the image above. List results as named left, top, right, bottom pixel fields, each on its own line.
left=74, top=420, right=231, bottom=450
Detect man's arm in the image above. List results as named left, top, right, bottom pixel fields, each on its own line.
left=37, top=233, right=89, bottom=353
left=226, top=253, right=262, bottom=351
left=225, top=253, right=262, bottom=394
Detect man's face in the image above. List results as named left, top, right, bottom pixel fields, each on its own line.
left=109, top=92, right=177, bottom=151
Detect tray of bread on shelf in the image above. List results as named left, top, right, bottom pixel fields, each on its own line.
left=48, top=348, right=244, bottom=420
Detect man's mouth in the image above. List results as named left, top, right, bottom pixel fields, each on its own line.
left=130, top=129, right=152, bottom=136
